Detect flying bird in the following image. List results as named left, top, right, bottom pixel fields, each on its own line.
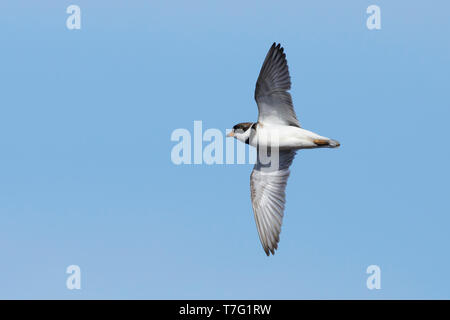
left=227, top=43, right=340, bottom=256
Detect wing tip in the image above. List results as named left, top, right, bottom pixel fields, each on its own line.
left=271, top=42, right=284, bottom=51
left=264, top=249, right=277, bottom=256
left=263, top=243, right=278, bottom=256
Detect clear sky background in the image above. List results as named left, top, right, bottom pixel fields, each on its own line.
left=0, top=0, right=449, bottom=299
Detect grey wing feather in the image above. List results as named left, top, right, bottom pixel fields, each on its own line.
left=254, top=43, right=300, bottom=127
left=250, top=149, right=297, bottom=255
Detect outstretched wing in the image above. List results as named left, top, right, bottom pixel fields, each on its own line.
left=250, top=149, right=297, bottom=255
left=254, top=43, right=300, bottom=127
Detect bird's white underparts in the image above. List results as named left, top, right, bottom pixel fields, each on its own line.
left=227, top=43, right=340, bottom=256
left=229, top=123, right=339, bottom=151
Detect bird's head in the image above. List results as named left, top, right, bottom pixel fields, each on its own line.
left=227, top=122, right=254, bottom=143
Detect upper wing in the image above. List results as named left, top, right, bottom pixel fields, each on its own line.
left=250, top=149, right=297, bottom=255
left=254, top=43, right=300, bottom=127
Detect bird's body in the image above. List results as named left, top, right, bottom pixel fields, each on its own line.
left=228, top=43, right=340, bottom=256
left=236, top=122, right=339, bottom=150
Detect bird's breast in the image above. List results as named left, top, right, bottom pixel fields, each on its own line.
left=250, top=125, right=320, bottom=149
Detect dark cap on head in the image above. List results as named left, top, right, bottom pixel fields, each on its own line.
left=233, top=122, right=255, bottom=132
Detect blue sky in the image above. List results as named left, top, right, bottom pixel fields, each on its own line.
left=0, top=0, right=449, bottom=299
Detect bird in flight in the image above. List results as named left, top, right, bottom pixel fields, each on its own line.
left=227, top=43, right=340, bottom=256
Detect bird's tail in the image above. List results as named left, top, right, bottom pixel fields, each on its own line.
left=328, top=139, right=340, bottom=148
left=313, top=138, right=341, bottom=148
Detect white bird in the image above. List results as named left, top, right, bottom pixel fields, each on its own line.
left=227, top=43, right=340, bottom=256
